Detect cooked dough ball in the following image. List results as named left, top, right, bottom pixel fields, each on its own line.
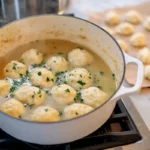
left=137, top=47, right=150, bottom=64
left=102, top=26, right=114, bottom=35
left=105, top=11, right=120, bottom=26
left=144, top=65, right=150, bottom=80
left=14, top=85, right=46, bottom=106
left=68, top=49, right=93, bottom=67
left=81, top=87, right=108, bottom=108
left=30, top=68, right=55, bottom=88
left=21, top=49, right=43, bottom=66
left=125, top=10, right=141, bottom=24
left=115, top=22, right=134, bottom=36
left=64, top=103, right=93, bottom=119
left=130, top=33, right=146, bottom=47
left=0, top=99, right=25, bottom=118
left=0, top=80, right=10, bottom=96
left=66, top=68, right=92, bottom=90
left=117, top=40, right=128, bottom=52
left=46, top=56, right=68, bottom=72
left=144, top=16, right=150, bottom=31
left=51, top=84, right=76, bottom=105
left=31, top=106, right=60, bottom=122
left=4, top=60, right=27, bottom=79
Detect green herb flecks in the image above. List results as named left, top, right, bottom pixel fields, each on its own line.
left=65, top=89, right=70, bottom=92
left=77, top=80, right=86, bottom=86
left=100, top=71, right=104, bottom=76
left=28, top=104, right=34, bottom=109
left=46, top=77, right=50, bottom=82
left=112, top=73, right=115, bottom=80
left=44, top=108, right=48, bottom=112
left=38, top=89, right=42, bottom=94
left=76, top=112, right=78, bottom=115
left=97, top=86, right=102, bottom=89
left=19, top=115, right=22, bottom=119
left=55, top=71, right=64, bottom=76
left=38, top=72, right=42, bottom=76
left=59, top=111, right=63, bottom=116
left=32, top=61, right=45, bottom=68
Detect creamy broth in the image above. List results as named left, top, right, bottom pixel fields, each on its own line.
left=0, top=39, right=116, bottom=121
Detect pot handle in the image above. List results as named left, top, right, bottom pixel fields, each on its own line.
left=113, top=53, right=144, bottom=99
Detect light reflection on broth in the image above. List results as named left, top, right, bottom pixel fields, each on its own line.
left=0, top=39, right=116, bottom=121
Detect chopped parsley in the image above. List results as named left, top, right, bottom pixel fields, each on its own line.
left=44, top=108, right=48, bottom=112
left=59, top=111, right=63, bottom=116
left=112, top=73, right=115, bottom=80
left=80, top=99, right=84, bottom=103
left=38, top=72, right=42, bottom=76
left=12, top=65, right=16, bottom=70
left=46, top=77, right=50, bottom=82
left=19, top=115, right=22, bottom=119
left=32, top=61, right=45, bottom=68
left=100, top=71, right=104, bottom=76
left=65, top=89, right=70, bottom=92
left=31, top=95, right=34, bottom=99
left=64, top=81, right=67, bottom=84
left=38, top=89, right=41, bottom=94
left=76, top=112, right=78, bottom=115
left=36, top=51, right=39, bottom=55
left=28, top=104, right=34, bottom=109
left=97, top=86, right=102, bottom=89
left=80, top=74, right=82, bottom=78
left=77, top=80, right=86, bottom=86
left=55, top=71, right=64, bottom=76
left=51, top=78, right=54, bottom=82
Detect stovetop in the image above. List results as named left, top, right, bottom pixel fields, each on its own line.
left=0, top=99, right=143, bottom=150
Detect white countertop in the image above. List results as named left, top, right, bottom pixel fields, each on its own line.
left=66, top=0, right=150, bottom=131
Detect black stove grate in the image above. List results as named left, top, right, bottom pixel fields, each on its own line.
left=0, top=100, right=142, bottom=150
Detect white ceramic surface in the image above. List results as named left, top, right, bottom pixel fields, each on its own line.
left=0, top=15, right=143, bottom=144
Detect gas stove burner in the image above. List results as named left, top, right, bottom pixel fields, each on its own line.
left=0, top=99, right=142, bottom=150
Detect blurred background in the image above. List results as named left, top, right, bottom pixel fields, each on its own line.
left=0, top=0, right=149, bottom=25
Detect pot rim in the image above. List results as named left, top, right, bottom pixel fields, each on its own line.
left=0, top=14, right=126, bottom=125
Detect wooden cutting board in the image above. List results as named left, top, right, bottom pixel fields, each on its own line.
left=88, top=1, right=150, bottom=88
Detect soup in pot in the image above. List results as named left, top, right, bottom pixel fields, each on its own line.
left=0, top=39, right=116, bottom=122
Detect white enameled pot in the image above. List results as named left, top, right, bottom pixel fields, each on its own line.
left=0, top=15, right=143, bottom=145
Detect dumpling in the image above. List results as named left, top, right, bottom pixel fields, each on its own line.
left=0, top=99, right=25, bottom=118
left=46, top=56, right=68, bottom=72
left=130, top=32, right=146, bottom=47
left=117, top=39, right=128, bottom=52
left=81, top=87, right=108, bottom=108
left=31, top=106, right=60, bottom=122
left=30, top=68, right=55, bottom=88
left=51, top=84, right=76, bottom=105
left=21, top=49, right=43, bottom=66
left=144, top=16, right=150, bottom=31
left=64, top=103, right=93, bottom=119
left=105, top=11, right=120, bottom=26
left=14, top=85, right=46, bottom=106
left=66, top=68, right=92, bottom=90
left=137, top=47, right=150, bottom=64
left=115, top=22, right=134, bottom=36
left=102, top=26, right=114, bottom=35
left=0, top=80, right=10, bottom=96
left=4, top=60, right=27, bottom=79
left=144, top=65, right=150, bottom=80
left=68, top=48, right=93, bottom=67
left=125, top=10, right=141, bottom=24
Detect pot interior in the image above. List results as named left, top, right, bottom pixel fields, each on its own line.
left=0, top=15, right=125, bottom=90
